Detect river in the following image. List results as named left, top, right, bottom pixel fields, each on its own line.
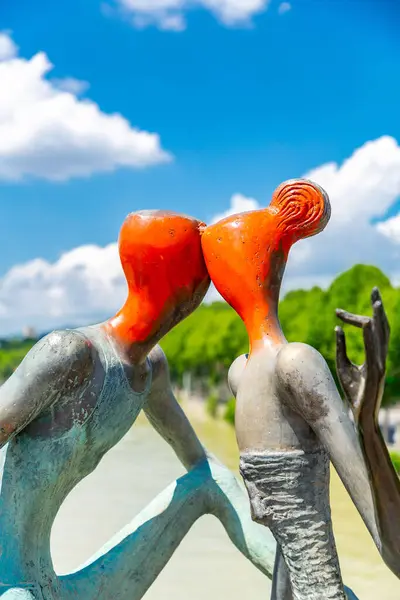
left=51, top=403, right=400, bottom=599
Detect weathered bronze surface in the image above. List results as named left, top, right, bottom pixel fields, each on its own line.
left=1, top=195, right=397, bottom=600
left=202, top=179, right=398, bottom=599
left=336, top=289, right=400, bottom=577
left=0, top=210, right=278, bottom=599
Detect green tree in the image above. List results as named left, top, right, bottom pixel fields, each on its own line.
left=162, top=264, right=400, bottom=409
left=2, top=265, right=400, bottom=411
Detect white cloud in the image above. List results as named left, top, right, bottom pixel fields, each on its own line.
left=376, top=214, right=400, bottom=244
left=0, top=33, right=171, bottom=181
left=278, top=2, right=291, bottom=15
left=208, top=136, right=400, bottom=297
left=51, top=77, right=90, bottom=96
left=3, top=136, right=400, bottom=334
left=305, top=136, right=400, bottom=225
left=112, top=0, right=270, bottom=30
left=284, top=136, right=400, bottom=291
left=211, top=192, right=260, bottom=223
left=0, top=243, right=126, bottom=335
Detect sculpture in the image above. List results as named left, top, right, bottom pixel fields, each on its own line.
left=1, top=194, right=397, bottom=600
left=0, top=210, right=279, bottom=599
left=201, top=179, right=400, bottom=599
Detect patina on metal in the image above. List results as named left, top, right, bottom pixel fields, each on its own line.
left=201, top=179, right=399, bottom=599
left=0, top=210, right=279, bottom=599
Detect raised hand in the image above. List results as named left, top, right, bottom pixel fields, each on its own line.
left=335, top=288, right=400, bottom=577
left=335, top=287, right=390, bottom=426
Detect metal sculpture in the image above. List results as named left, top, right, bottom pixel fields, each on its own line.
left=1, top=194, right=397, bottom=600
left=0, top=210, right=279, bottom=599
left=335, top=290, right=400, bottom=575
left=201, top=179, right=400, bottom=599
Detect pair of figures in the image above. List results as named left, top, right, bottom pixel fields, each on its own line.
left=0, top=180, right=398, bottom=600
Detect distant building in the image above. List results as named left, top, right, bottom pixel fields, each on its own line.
left=22, top=326, right=37, bottom=339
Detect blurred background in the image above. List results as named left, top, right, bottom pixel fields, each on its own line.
left=1, top=0, right=400, bottom=597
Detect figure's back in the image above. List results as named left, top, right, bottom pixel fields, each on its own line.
left=235, top=345, right=321, bottom=454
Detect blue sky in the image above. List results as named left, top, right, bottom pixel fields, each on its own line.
left=1, top=0, right=400, bottom=333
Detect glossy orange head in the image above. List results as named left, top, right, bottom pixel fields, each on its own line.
left=109, top=210, right=210, bottom=349
left=201, top=179, right=330, bottom=351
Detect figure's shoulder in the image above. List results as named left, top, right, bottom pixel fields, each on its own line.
left=276, top=342, right=328, bottom=387
left=20, top=329, right=96, bottom=383
left=37, top=329, right=94, bottom=359
left=277, top=342, right=321, bottom=368
left=275, top=342, right=335, bottom=421
left=147, top=345, right=169, bottom=388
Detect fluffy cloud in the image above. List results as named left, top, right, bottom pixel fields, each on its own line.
left=0, top=243, right=125, bottom=335
left=0, top=32, right=171, bottom=181
left=283, top=136, right=400, bottom=291
left=211, top=192, right=260, bottom=223
left=376, top=214, right=400, bottom=244
left=2, top=136, right=400, bottom=334
left=209, top=136, right=400, bottom=301
left=51, top=77, right=90, bottom=96
left=112, top=0, right=270, bottom=30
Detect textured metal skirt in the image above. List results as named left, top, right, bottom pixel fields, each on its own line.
left=240, top=449, right=346, bottom=600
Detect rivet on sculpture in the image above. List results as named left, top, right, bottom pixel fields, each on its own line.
left=202, top=179, right=400, bottom=599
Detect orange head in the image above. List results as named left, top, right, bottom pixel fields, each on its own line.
left=109, top=210, right=210, bottom=350
left=201, top=179, right=330, bottom=351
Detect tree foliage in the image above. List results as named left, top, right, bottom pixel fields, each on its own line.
left=0, top=338, right=37, bottom=382
left=161, top=264, right=400, bottom=407
left=2, top=265, right=400, bottom=406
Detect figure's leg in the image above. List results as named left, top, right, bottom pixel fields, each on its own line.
left=270, top=546, right=292, bottom=600
left=268, top=548, right=359, bottom=600
left=59, top=459, right=276, bottom=600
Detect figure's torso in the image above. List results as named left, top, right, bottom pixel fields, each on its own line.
left=234, top=344, right=321, bottom=454
left=0, top=325, right=152, bottom=587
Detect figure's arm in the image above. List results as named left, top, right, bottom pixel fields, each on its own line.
left=0, top=330, right=96, bottom=448
left=335, top=288, right=400, bottom=576
left=276, top=338, right=400, bottom=578
left=144, top=345, right=207, bottom=470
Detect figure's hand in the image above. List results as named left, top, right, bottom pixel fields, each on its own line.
left=335, top=287, right=390, bottom=426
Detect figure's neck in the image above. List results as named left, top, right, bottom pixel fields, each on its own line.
left=241, top=249, right=288, bottom=354
left=244, top=289, right=286, bottom=354
left=105, top=292, right=157, bottom=364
